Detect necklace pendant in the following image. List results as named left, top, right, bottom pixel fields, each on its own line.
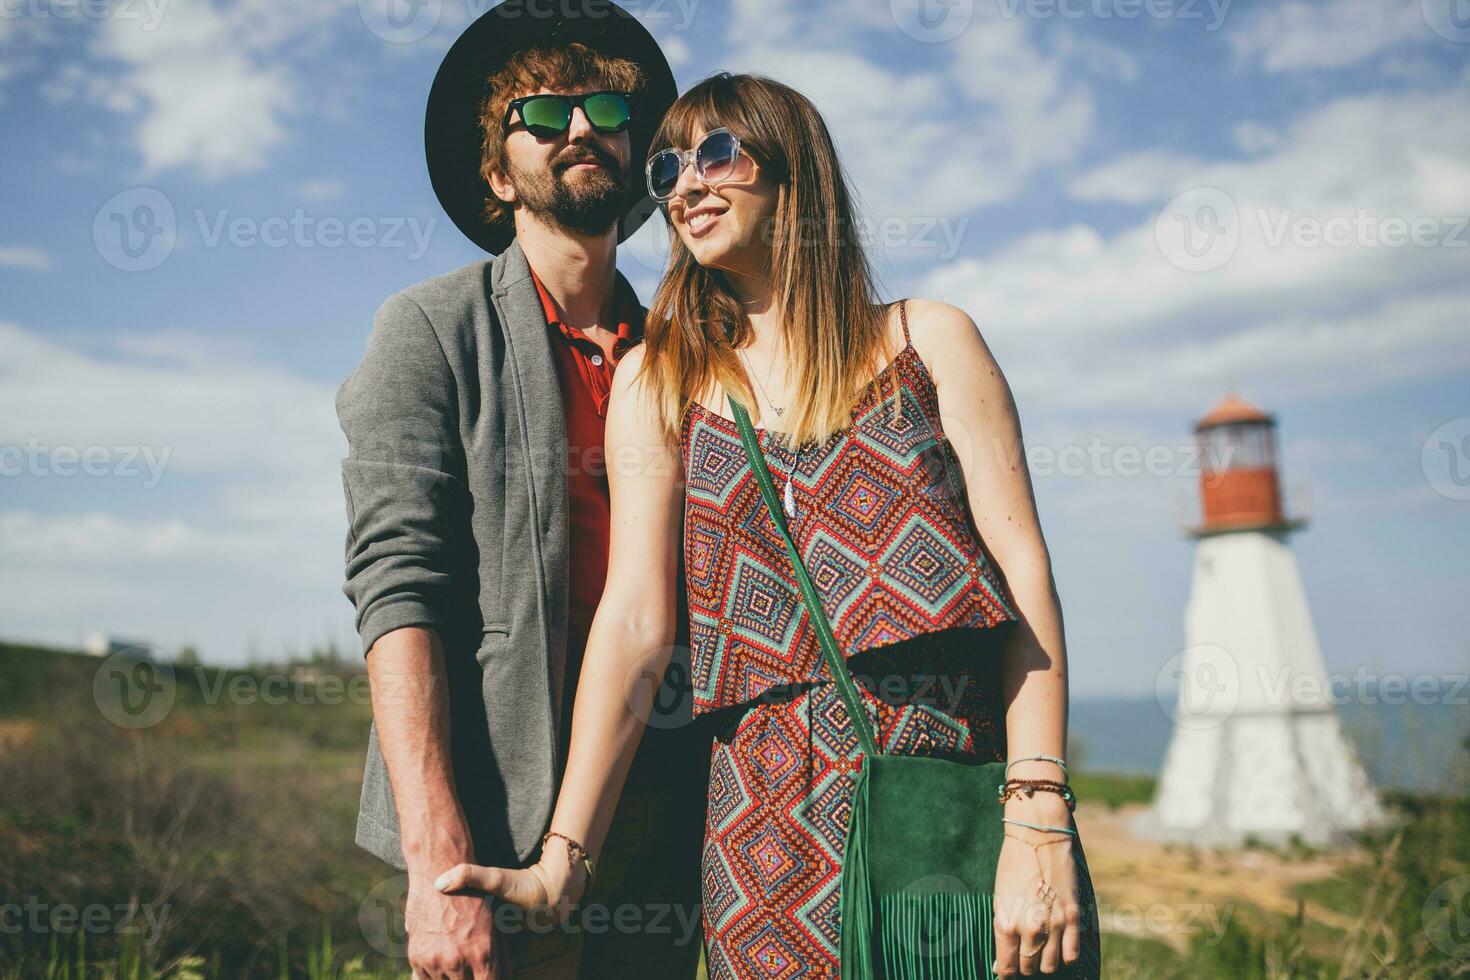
left=774, top=406, right=784, bottom=416
left=783, top=479, right=797, bottom=519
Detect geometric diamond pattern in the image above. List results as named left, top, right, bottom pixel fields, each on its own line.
left=685, top=305, right=1085, bottom=978
left=680, top=320, right=1020, bottom=718
left=699, top=679, right=1007, bottom=979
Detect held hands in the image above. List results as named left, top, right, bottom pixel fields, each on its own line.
left=403, top=872, right=507, bottom=980
left=434, top=835, right=590, bottom=926
left=992, top=794, right=1086, bottom=977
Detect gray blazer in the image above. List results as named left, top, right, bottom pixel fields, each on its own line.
left=336, top=239, right=691, bottom=869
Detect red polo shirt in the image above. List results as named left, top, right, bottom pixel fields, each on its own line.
left=529, top=265, right=642, bottom=725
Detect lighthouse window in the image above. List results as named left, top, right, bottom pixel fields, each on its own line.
left=1201, top=422, right=1275, bottom=472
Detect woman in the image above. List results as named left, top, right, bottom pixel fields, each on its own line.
left=436, top=71, right=1099, bottom=978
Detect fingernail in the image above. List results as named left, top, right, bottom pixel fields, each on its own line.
left=434, top=872, right=451, bottom=890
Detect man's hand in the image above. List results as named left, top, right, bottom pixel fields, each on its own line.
left=405, top=874, right=506, bottom=980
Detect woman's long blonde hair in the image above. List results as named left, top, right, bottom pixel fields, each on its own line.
left=635, top=72, right=901, bottom=449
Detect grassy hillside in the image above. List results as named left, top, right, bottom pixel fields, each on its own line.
left=1, top=640, right=1465, bottom=979
left=0, top=640, right=389, bottom=978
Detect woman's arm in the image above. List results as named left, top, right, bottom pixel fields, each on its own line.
left=544, top=342, right=686, bottom=864
left=912, top=299, right=1083, bottom=976
left=435, top=342, right=686, bottom=908
left=911, top=298, right=1068, bottom=776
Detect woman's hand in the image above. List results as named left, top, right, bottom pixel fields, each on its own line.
left=992, top=795, right=1085, bottom=976
left=433, top=837, right=590, bottom=926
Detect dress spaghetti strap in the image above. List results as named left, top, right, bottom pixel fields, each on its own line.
left=899, top=298, right=910, bottom=346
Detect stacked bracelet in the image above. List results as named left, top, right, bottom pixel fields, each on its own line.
left=1002, top=816, right=1077, bottom=837
left=1006, top=753, right=1069, bottom=778
left=998, top=777, right=1076, bottom=811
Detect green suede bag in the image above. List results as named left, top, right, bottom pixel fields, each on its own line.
left=729, top=395, right=1100, bottom=980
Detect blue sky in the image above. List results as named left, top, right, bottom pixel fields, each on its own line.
left=1, top=0, right=1467, bottom=696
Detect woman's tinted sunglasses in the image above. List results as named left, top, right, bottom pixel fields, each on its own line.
left=645, top=128, right=750, bottom=203
left=501, top=91, right=633, bottom=139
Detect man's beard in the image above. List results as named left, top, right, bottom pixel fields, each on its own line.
left=509, top=146, right=630, bottom=237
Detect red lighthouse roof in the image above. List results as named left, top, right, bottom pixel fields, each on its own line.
left=1194, top=392, right=1274, bottom=432
left=1186, top=391, right=1306, bottom=537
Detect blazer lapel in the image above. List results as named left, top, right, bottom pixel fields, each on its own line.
left=490, top=240, right=569, bottom=669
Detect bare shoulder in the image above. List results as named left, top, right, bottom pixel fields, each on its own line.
left=606, top=343, right=669, bottom=440
left=612, top=340, right=650, bottom=381
left=897, top=297, right=1006, bottom=395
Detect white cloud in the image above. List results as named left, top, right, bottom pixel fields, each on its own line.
left=1003, top=288, right=1470, bottom=412
left=922, top=81, right=1470, bottom=412
left=0, top=321, right=353, bottom=660
left=0, top=247, right=51, bottom=270
left=294, top=176, right=348, bottom=202
left=723, top=1, right=1110, bottom=220
left=76, top=0, right=356, bottom=179
left=1230, top=119, right=1280, bottom=155
left=94, top=3, right=294, bottom=179
left=961, top=83, right=1470, bottom=335
left=1230, top=0, right=1435, bottom=73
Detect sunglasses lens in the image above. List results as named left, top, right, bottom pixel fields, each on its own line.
left=647, top=150, right=681, bottom=200
left=583, top=93, right=631, bottom=132
left=696, top=130, right=741, bottom=182
left=519, top=96, right=570, bottom=136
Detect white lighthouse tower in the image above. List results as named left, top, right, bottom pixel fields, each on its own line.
left=1135, top=393, right=1389, bottom=847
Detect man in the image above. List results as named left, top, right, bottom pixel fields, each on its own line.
left=335, top=3, right=707, bottom=977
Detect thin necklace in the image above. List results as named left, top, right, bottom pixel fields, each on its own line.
left=736, top=344, right=801, bottom=520
left=736, top=344, right=785, bottom=417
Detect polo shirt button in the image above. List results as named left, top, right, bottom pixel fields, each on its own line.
left=591, top=353, right=604, bottom=366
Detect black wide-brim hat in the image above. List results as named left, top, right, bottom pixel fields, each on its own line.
left=425, top=0, right=677, bottom=255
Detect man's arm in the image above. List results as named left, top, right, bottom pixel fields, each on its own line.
left=338, top=293, right=499, bottom=978
left=368, top=627, right=498, bottom=979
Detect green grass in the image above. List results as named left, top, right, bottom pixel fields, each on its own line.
left=1069, top=769, right=1156, bottom=809
left=2, top=640, right=1466, bottom=978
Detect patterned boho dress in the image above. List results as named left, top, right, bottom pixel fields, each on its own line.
left=679, top=301, right=1032, bottom=978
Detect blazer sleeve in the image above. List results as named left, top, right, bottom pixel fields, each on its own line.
left=336, top=292, right=469, bottom=656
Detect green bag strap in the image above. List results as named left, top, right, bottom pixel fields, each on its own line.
left=728, top=395, right=882, bottom=761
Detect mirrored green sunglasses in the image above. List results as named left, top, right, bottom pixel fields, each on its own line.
left=501, top=91, right=633, bottom=138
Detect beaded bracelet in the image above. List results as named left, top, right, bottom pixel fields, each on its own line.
left=542, top=830, right=597, bottom=891
left=998, top=778, right=1077, bottom=811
